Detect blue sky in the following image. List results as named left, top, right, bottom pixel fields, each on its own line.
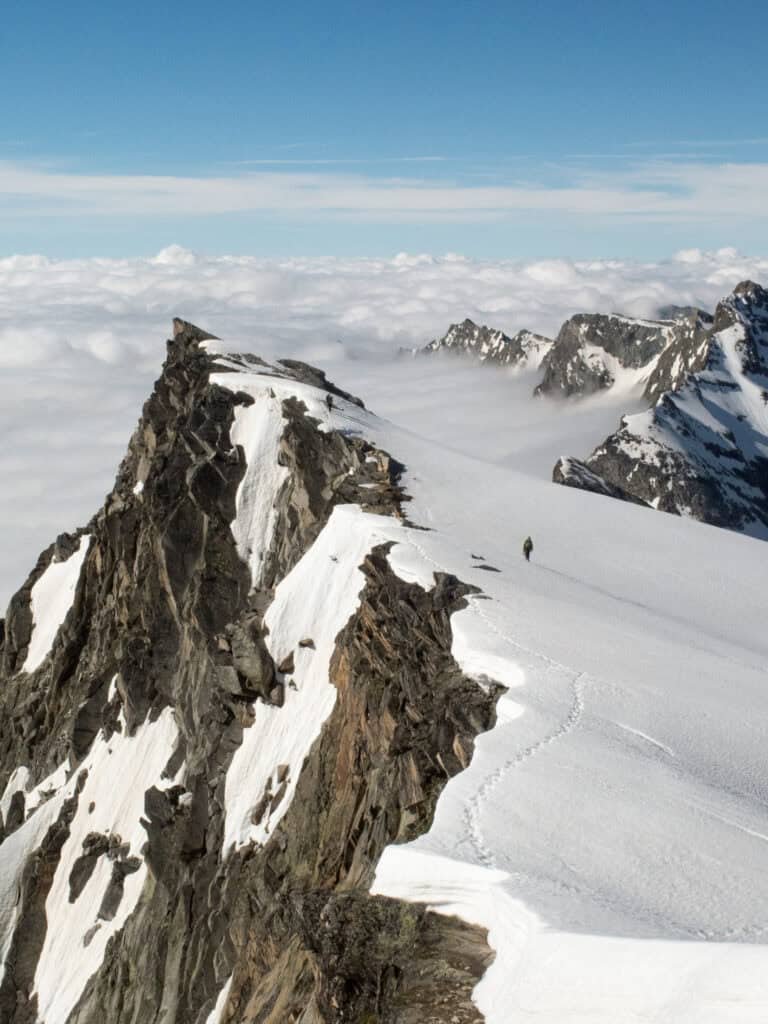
left=1, top=0, right=767, bottom=258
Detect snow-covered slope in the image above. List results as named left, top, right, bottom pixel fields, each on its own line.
left=355, top=382, right=768, bottom=1023
left=2, top=318, right=768, bottom=1023
left=205, top=325, right=768, bottom=1022
left=555, top=281, right=768, bottom=536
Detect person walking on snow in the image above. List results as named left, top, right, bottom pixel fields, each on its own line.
left=325, top=394, right=334, bottom=413
left=523, top=536, right=533, bottom=561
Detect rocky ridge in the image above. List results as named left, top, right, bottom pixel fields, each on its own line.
left=0, top=321, right=504, bottom=1023
left=413, top=308, right=716, bottom=408
left=535, top=308, right=714, bottom=400
left=413, top=318, right=552, bottom=369
left=554, top=281, right=768, bottom=536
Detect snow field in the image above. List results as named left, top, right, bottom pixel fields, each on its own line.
left=365, top=407, right=768, bottom=1022
left=209, top=345, right=768, bottom=1021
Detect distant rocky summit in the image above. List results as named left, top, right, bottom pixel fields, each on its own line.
left=535, top=308, right=713, bottom=400
left=413, top=307, right=715, bottom=407
left=414, top=285, right=767, bottom=538
left=412, top=318, right=552, bottom=369
left=554, top=281, right=768, bottom=537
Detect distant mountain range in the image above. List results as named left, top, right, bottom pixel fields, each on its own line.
left=410, top=318, right=552, bottom=369
left=413, top=281, right=768, bottom=538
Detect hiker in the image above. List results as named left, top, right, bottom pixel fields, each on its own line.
left=523, top=536, right=533, bottom=561
left=325, top=394, right=334, bottom=413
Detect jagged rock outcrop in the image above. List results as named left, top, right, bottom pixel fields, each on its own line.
left=410, top=318, right=552, bottom=369
left=535, top=308, right=713, bottom=400
left=553, top=282, right=768, bottom=536
left=0, top=320, right=503, bottom=1023
left=552, top=457, right=650, bottom=507
left=412, top=306, right=715, bottom=407
left=642, top=308, right=714, bottom=404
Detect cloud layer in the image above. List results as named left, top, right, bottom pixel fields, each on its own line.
left=2, top=160, right=768, bottom=222
left=1, top=244, right=767, bottom=607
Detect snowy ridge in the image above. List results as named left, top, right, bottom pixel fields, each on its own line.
left=210, top=340, right=768, bottom=1020
left=208, top=334, right=768, bottom=1021
left=355, top=389, right=768, bottom=1021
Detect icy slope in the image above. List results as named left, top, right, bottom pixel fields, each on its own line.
left=327, top=375, right=768, bottom=1022
left=22, top=535, right=91, bottom=674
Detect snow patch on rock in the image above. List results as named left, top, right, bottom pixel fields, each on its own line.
left=22, top=534, right=91, bottom=674
left=223, top=505, right=404, bottom=852
left=31, top=708, right=179, bottom=1024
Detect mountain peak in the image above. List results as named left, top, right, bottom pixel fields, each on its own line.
left=0, top=326, right=501, bottom=1022
left=554, top=278, right=768, bottom=535
left=732, top=279, right=766, bottom=301
left=419, top=319, right=552, bottom=369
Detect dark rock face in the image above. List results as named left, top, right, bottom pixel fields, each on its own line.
left=552, top=457, right=650, bottom=507
left=642, top=308, right=714, bottom=404
left=553, top=282, right=768, bottom=536
left=205, top=550, right=500, bottom=1024
left=536, top=313, right=668, bottom=398
left=535, top=312, right=691, bottom=399
left=0, top=321, right=503, bottom=1023
left=415, top=318, right=552, bottom=369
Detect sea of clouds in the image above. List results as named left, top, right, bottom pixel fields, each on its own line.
left=1, top=243, right=766, bottom=606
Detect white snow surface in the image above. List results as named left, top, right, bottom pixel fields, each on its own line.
left=203, top=343, right=768, bottom=1020
left=22, top=534, right=91, bottom=674
left=363, top=415, right=768, bottom=1022
left=27, top=709, right=179, bottom=1024
left=204, top=975, right=233, bottom=1024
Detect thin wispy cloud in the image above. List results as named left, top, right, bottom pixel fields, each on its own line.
left=622, top=138, right=768, bottom=150
left=229, top=157, right=448, bottom=165
left=1, top=158, right=766, bottom=224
